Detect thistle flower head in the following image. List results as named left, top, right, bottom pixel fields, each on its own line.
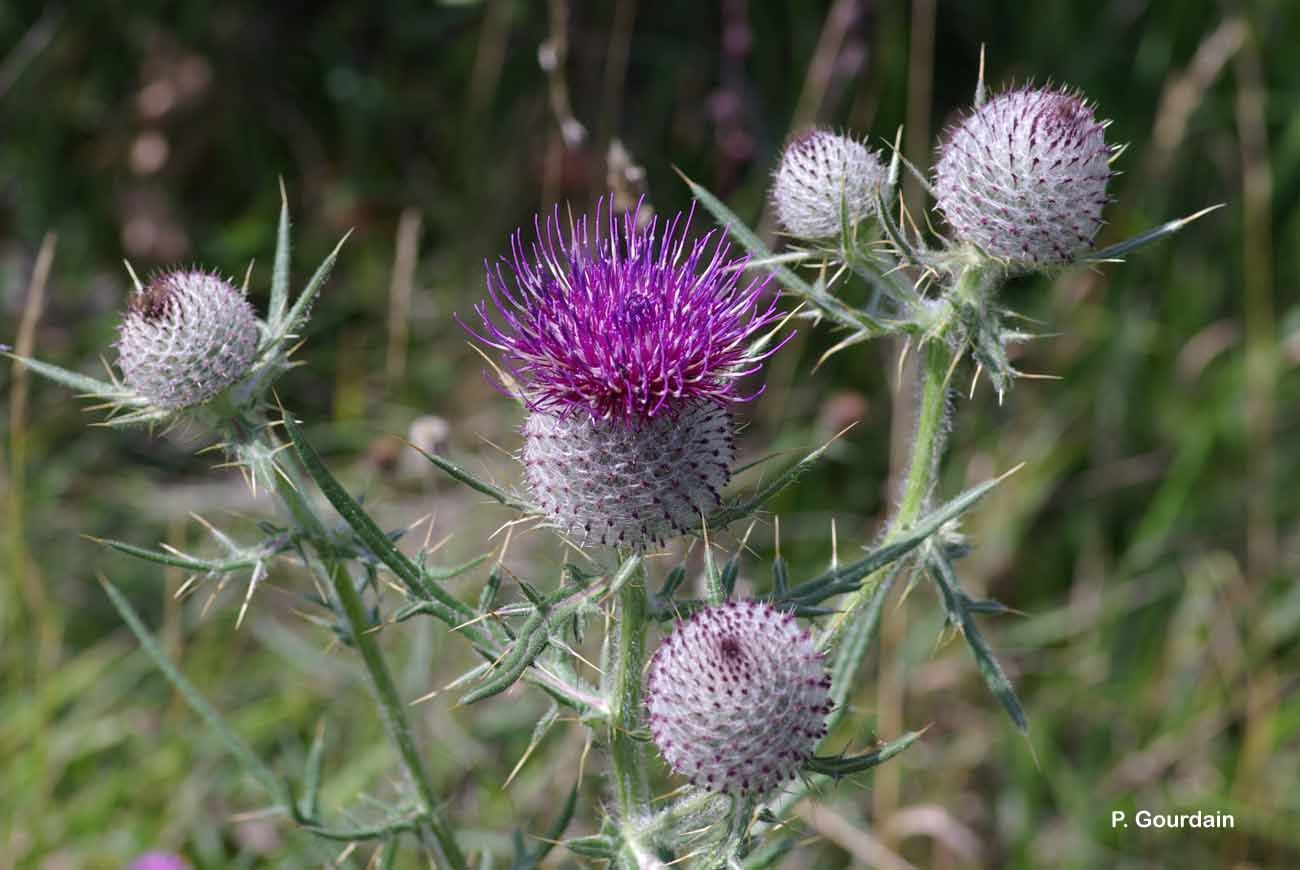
left=772, top=129, right=887, bottom=240
left=466, top=196, right=786, bottom=423
left=523, top=399, right=733, bottom=548
left=645, top=600, right=832, bottom=796
left=117, top=269, right=259, bottom=409
left=934, top=86, right=1113, bottom=268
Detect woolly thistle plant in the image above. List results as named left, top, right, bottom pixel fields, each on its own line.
left=772, top=129, right=887, bottom=239
left=465, top=198, right=789, bottom=549
left=646, top=600, right=832, bottom=796
left=934, top=86, right=1113, bottom=268
left=8, top=56, right=1218, bottom=870
left=116, top=269, right=260, bottom=409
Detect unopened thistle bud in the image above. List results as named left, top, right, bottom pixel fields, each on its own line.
left=772, top=130, right=886, bottom=240
left=117, top=270, right=259, bottom=409
left=645, top=600, right=832, bottom=796
left=934, top=87, right=1113, bottom=268
left=466, top=197, right=790, bottom=549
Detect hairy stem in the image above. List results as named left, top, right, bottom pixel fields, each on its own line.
left=327, top=560, right=467, bottom=869
left=610, top=560, right=652, bottom=839
left=825, top=333, right=953, bottom=645
left=232, top=415, right=466, bottom=869
left=895, top=338, right=952, bottom=527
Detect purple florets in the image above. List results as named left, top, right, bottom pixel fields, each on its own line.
left=466, top=197, right=786, bottom=423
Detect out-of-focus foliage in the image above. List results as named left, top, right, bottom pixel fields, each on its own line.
left=1, top=0, right=1296, bottom=867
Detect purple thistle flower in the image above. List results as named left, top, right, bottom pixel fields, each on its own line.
left=465, top=197, right=792, bottom=549
left=465, top=196, right=787, bottom=423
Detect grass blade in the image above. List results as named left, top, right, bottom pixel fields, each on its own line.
left=99, top=574, right=288, bottom=803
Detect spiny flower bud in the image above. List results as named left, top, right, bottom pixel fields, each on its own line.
left=772, top=129, right=886, bottom=239
left=645, top=600, right=832, bottom=796
left=466, top=196, right=792, bottom=550
left=117, top=269, right=259, bottom=409
left=934, top=87, right=1113, bottom=268
left=523, top=400, right=733, bottom=548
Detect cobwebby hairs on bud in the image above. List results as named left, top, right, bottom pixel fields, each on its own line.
left=934, top=87, right=1113, bottom=269
left=772, top=129, right=887, bottom=240
left=523, top=400, right=733, bottom=548
left=646, top=600, right=832, bottom=797
left=116, top=269, right=260, bottom=409
left=464, top=195, right=793, bottom=550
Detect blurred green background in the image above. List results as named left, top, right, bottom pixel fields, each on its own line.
left=1, top=0, right=1297, bottom=867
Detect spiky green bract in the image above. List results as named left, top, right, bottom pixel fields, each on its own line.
left=116, top=269, right=259, bottom=409
left=772, top=129, right=887, bottom=240
left=934, top=87, right=1112, bottom=269
left=645, top=600, right=832, bottom=797
left=523, top=400, right=733, bottom=549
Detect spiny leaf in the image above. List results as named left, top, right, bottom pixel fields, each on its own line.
left=505, top=701, right=559, bottom=787
left=86, top=535, right=260, bottom=574
left=422, top=552, right=491, bottom=583
left=460, top=608, right=550, bottom=705
left=827, top=563, right=901, bottom=710
left=1086, top=203, right=1224, bottom=262
left=563, top=835, right=617, bottom=860
left=479, top=564, right=504, bottom=613
left=784, top=472, right=1006, bottom=605
left=719, top=556, right=739, bottom=599
left=607, top=553, right=645, bottom=598
left=4, top=352, right=138, bottom=402
left=282, top=411, right=478, bottom=636
left=405, top=440, right=533, bottom=512
left=279, top=230, right=350, bottom=339
left=771, top=556, right=790, bottom=597
left=298, top=720, right=327, bottom=820
left=805, top=728, right=923, bottom=777
left=926, top=547, right=1028, bottom=733
left=708, top=427, right=853, bottom=528
left=269, top=179, right=292, bottom=331
left=657, top=565, right=687, bottom=599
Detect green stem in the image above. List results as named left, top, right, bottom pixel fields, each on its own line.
left=328, top=560, right=467, bottom=869
left=610, top=561, right=651, bottom=824
left=231, top=416, right=466, bottom=869
left=895, top=338, right=951, bottom=528
left=826, top=336, right=952, bottom=644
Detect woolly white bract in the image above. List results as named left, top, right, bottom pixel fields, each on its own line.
left=934, top=87, right=1113, bottom=268
left=646, top=600, right=832, bottom=796
left=773, top=129, right=886, bottom=239
left=522, top=400, right=733, bottom=549
left=116, top=270, right=259, bottom=409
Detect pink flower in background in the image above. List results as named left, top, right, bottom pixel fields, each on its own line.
left=129, top=852, right=189, bottom=870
